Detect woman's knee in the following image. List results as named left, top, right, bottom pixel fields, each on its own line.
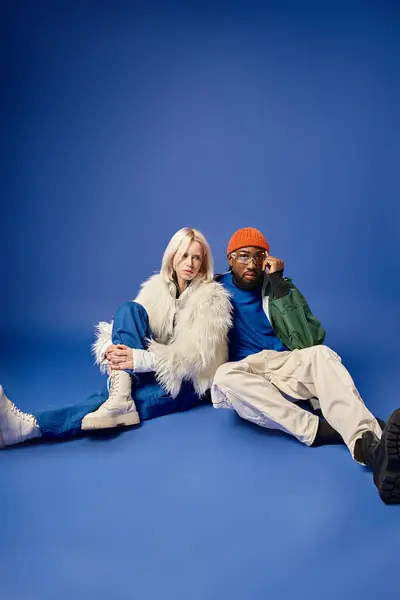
left=114, top=301, right=148, bottom=320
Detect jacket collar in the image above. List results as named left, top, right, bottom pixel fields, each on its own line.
left=169, top=274, right=201, bottom=300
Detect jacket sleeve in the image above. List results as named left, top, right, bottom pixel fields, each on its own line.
left=269, top=278, right=326, bottom=350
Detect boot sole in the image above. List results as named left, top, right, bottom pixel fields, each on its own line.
left=375, top=409, right=400, bottom=505
left=81, top=411, right=140, bottom=431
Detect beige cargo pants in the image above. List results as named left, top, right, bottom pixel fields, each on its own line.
left=211, top=345, right=382, bottom=457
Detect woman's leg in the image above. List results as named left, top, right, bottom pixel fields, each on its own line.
left=81, top=302, right=152, bottom=430
left=0, top=302, right=154, bottom=447
left=111, top=301, right=153, bottom=359
left=0, top=385, right=108, bottom=447
left=0, top=379, right=209, bottom=449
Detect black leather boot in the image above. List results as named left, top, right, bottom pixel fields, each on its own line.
left=359, top=409, right=400, bottom=505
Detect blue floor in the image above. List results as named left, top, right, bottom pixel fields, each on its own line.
left=1, top=337, right=399, bottom=600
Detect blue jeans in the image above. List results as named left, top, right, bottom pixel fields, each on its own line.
left=35, top=302, right=208, bottom=439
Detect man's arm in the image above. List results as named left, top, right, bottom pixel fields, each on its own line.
left=266, top=261, right=326, bottom=349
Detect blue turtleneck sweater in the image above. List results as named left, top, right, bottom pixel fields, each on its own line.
left=217, top=272, right=287, bottom=362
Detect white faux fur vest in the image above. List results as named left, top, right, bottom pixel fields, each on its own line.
left=93, top=274, right=232, bottom=398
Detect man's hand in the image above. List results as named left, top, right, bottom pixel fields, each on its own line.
left=264, top=255, right=285, bottom=274
left=106, top=344, right=134, bottom=371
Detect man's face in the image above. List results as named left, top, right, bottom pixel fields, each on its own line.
left=228, top=246, right=267, bottom=289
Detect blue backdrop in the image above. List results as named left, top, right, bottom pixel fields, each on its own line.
left=1, top=0, right=399, bottom=397
left=2, top=4, right=400, bottom=600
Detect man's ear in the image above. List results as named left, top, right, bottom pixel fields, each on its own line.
left=228, top=256, right=234, bottom=269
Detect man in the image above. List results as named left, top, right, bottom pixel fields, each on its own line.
left=213, top=227, right=400, bottom=505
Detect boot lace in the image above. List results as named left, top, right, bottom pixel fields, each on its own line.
left=9, top=402, right=34, bottom=423
left=105, top=372, right=120, bottom=406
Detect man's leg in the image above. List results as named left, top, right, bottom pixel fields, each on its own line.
left=212, top=353, right=320, bottom=446
left=212, top=349, right=379, bottom=448
left=264, top=345, right=382, bottom=456
left=265, top=345, right=400, bottom=503
left=81, top=301, right=152, bottom=430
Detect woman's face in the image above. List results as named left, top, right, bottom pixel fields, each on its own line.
left=174, top=241, right=204, bottom=283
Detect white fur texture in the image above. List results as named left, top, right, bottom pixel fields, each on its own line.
left=92, top=321, right=113, bottom=374
left=92, top=274, right=232, bottom=397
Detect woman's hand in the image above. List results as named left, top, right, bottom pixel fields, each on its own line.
left=106, top=344, right=134, bottom=371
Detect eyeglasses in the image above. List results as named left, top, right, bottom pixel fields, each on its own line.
left=230, top=251, right=268, bottom=265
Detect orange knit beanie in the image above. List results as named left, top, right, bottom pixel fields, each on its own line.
left=227, top=227, right=270, bottom=255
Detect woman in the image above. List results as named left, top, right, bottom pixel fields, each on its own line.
left=0, top=228, right=232, bottom=448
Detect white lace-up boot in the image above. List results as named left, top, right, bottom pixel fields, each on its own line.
left=0, top=385, right=41, bottom=448
left=81, top=370, right=140, bottom=430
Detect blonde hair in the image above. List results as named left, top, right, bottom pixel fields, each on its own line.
left=160, top=228, right=214, bottom=283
